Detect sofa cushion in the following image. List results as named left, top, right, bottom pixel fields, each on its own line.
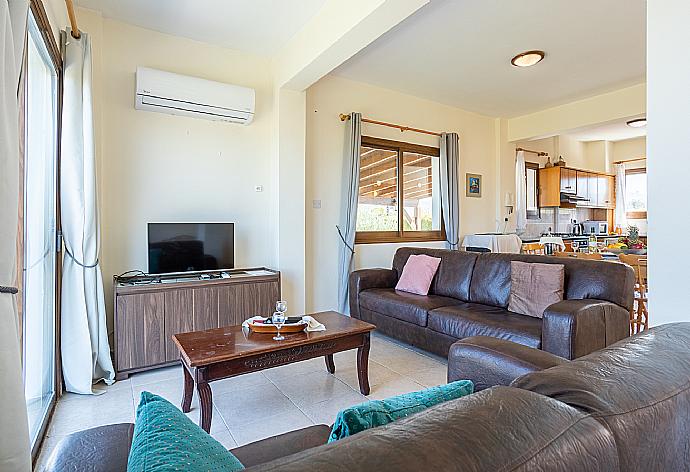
left=467, top=253, right=635, bottom=311
left=428, top=303, right=542, bottom=348
left=359, top=288, right=461, bottom=327
left=329, top=380, right=474, bottom=442
left=392, top=247, right=477, bottom=301
left=508, top=261, right=565, bottom=318
left=128, top=392, right=244, bottom=471
left=395, top=254, right=441, bottom=295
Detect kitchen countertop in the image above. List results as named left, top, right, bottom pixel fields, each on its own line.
left=520, top=234, right=627, bottom=243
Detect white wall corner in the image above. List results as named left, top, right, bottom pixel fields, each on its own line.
left=273, top=0, right=429, bottom=91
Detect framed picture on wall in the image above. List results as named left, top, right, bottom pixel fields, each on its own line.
left=466, top=173, right=482, bottom=198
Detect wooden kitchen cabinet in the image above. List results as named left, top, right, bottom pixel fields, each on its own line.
left=538, top=166, right=614, bottom=209
left=599, top=175, right=614, bottom=209
left=576, top=171, right=590, bottom=204
left=559, top=168, right=576, bottom=194
left=538, top=167, right=562, bottom=207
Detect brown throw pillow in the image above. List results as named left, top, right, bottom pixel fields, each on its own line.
left=508, top=261, right=565, bottom=318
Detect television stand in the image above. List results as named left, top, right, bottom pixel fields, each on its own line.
left=113, top=267, right=280, bottom=380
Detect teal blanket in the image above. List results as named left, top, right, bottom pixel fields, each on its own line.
left=329, top=380, right=474, bottom=442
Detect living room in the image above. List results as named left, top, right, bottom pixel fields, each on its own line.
left=2, top=0, right=689, bottom=471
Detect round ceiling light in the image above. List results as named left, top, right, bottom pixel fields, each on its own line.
left=511, top=50, right=545, bottom=67
left=626, top=118, right=647, bottom=128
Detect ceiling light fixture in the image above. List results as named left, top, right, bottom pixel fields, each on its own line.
left=511, top=50, right=545, bottom=68
left=626, top=118, right=647, bottom=128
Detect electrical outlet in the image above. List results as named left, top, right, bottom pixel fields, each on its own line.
left=313, top=200, right=322, bottom=209
left=254, top=185, right=263, bottom=192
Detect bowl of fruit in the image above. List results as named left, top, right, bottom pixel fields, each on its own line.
left=606, top=226, right=647, bottom=255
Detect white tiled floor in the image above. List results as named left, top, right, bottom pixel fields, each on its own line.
left=34, top=333, right=447, bottom=470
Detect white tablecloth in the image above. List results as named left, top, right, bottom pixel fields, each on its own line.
left=538, top=236, right=566, bottom=251
left=462, top=234, right=522, bottom=253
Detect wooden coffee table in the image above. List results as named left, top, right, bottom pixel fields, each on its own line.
left=172, top=311, right=375, bottom=432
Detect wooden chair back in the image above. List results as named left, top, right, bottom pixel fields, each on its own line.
left=618, top=254, right=648, bottom=334
left=521, top=243, right=545, bottom=255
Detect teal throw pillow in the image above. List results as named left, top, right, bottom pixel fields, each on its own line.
left=127, top=392, right=244, bottom=472
left=329, top=380, right=474, bottom=442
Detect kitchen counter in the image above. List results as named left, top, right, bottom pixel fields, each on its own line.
left=520, top=234, right=624, bottom=243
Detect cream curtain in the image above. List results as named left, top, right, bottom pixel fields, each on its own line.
left=60, top=29, right=115, bottom=394
left=439, top=133, right=460, bottom=249
left=515, top=150, right=527, bottom=234
left=0, top=0, right=31, bottom=470
left=614, top=163, right=627, bottom=231
left=337, top=112, right=361, bottom=314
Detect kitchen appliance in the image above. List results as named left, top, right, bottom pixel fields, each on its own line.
left=582, top=221, right=609, bottom=235
left=572, top=221, right=583, bottom=236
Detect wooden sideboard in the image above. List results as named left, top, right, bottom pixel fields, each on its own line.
left=113, top=268, right=280, bottom=379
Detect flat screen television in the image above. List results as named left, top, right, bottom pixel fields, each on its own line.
left=147, top=223, right=234, bottom=274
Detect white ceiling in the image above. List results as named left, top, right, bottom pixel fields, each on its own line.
left=332, top=0, right=646, bottom=118
left=565, top=117, right=647, bottom=142
left=75, top=0, right=327, bottom=56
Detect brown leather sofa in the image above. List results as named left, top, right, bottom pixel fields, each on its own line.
left=44, top=323, right=690, bottom=471
left=349, top=247, right=634, bottom=359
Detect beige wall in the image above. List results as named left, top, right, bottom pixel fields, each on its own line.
left=305, top=75, right=496, bottom=312
left=613, top=136, right=646, bottom=168
left=77, top=11, right=277, bottom=331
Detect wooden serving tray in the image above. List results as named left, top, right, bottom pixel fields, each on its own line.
left=248, top=321, right=307, bottom=334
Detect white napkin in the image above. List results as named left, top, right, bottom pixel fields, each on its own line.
left=302, top=315, right=326, bottom=332
left=241, top=315, right=326, bottom=332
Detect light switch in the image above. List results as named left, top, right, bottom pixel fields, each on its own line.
left=255, top=185, right=263, bottom=192
left=313, top=200, right=322, bottom=209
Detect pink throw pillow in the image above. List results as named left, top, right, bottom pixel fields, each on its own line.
left=395, top=254, right=442, bottom=296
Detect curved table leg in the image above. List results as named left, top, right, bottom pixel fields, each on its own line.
left=181, top=363, right=193, bottom=413
left=325, top=354, right=336, bottom=374
left=357, top=333, right=371, bottom=395
left=197, top=380, right=213, bottom=433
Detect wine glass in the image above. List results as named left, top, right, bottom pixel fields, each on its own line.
left=276, top=300, right=287, bottom=315
left=571, top=241, right=580, bottom=253
left=272, top=311, right=286, bottom=341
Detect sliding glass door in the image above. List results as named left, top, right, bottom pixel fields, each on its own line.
left=23, top=11, right=59, bottom=449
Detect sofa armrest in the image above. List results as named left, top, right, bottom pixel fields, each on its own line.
left=43, top=423, right=134, bottom=472
left=541, top=299, right=630, bottom=360
left=348, top=268, right=397, bottom=319
left=231, top=425, right=331, bottom=468
left=448, top=336, right=568, bottom=391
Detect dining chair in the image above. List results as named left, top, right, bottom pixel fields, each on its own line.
left=618, top=254, right=648, bottom=334
left=521, top=243, right=545, bottom=255
left=554, top=251, right=603, bottom=260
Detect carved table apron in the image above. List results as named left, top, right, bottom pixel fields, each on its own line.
left=180, top=331, right=371, bottom=433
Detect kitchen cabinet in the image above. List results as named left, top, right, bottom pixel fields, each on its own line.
left=596, top=175, right=614, bottom=209
left=576, top=171, right=590, bottom=205
left=538, top=166, right=614, bottom=209
left=559, top=168, right=576, bottom=194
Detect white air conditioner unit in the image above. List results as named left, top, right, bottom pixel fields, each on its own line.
left=135, top=67, right=255, bottom=124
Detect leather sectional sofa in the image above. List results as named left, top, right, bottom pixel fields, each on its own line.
left=349, top=247, right=635, bottom=359
left=45, top=323, right=690, bottom=471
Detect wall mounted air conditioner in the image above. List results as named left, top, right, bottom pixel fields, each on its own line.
left=135, top=67, right=255, bottom=124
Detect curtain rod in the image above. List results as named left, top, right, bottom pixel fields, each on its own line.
left=65, top=0, right=81, bottom=39
left=613, top=157, right=646, bottom=164
left=339, top=113, right=442, bottom=137
left=516, top=147, right=549, bottom=157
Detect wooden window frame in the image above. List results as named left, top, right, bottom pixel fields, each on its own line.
left=625, top=167, right=647, bottom=220
left=24, top=0, right=63, bottom=464
left=355, top=136, right=446, bottom=244
left=525, top=161, right=540, bottom=219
